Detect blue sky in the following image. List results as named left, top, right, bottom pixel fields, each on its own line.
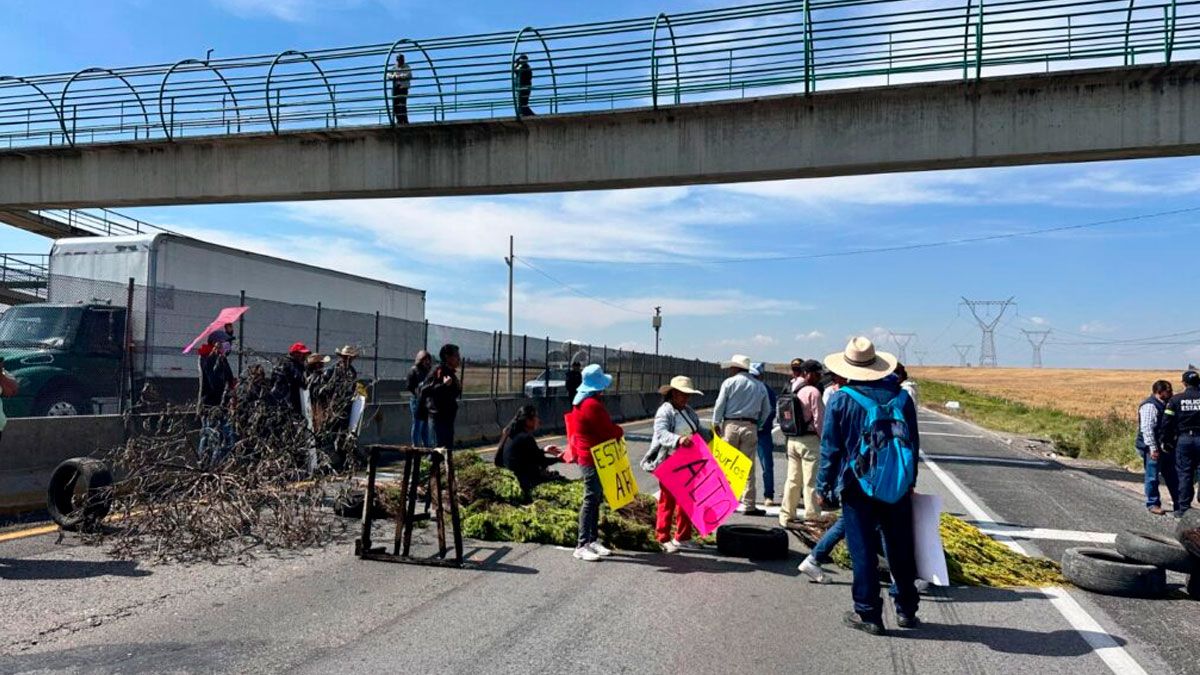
left=1, top=0, right=1198, bottom=369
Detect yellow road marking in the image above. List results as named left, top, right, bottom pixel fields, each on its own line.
left=0, top=523, right=58, bottom=542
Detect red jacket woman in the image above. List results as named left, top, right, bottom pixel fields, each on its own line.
left=564, top=364, right=621, bottom=562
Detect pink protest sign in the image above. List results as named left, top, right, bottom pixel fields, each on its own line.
left=652, top=434, right=738, bottom=537
left=182, top=306, right=248, bottom=354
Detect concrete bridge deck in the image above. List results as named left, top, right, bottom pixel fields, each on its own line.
left=2, top=62, right=1198, bottom=209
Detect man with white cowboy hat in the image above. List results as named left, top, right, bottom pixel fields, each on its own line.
left=334, top=345, right=360, bottom=379
left=712, top=354, right=772, bottom=514
left=816, top=337, right=921, bottom=636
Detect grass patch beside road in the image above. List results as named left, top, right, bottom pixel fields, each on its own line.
left=918, top=379, right=1138, bottom=469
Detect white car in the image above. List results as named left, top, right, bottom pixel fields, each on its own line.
left=524, top=368, right=568, bottom=398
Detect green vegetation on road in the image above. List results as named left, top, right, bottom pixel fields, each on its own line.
left=918, top=379, right=1138, bottom=468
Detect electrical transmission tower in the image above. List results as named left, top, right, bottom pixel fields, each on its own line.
left=1021, top=329, right=1051, bottom=368
left=961, top=297, right=1015, bottom=368
left=913, top=349, right=929, bottom=366
left=889, top=332, right=916, bottom=363
left=953, top=344, right=973, bottom=367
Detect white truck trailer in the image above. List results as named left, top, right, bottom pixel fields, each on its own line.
left=0, top=233, right=425, bottom=416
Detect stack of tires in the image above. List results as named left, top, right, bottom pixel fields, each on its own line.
left=1062, top=518, right=1200, bottom=599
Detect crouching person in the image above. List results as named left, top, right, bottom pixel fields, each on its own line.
left=816, top=337, right=920, bottom=635
left=642, top=376, right=707, bottom=553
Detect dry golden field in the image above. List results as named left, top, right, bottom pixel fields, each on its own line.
left=909, top=367, right=1178, bottom=419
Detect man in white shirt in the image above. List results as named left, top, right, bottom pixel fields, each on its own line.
left=712, top=354, right=772, bottom=515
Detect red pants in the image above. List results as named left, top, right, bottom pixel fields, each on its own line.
left=655, top=487, right=694, bottom=543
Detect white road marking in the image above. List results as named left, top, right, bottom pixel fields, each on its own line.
left=923, top=453, right=1051, bottom=467
left=976, top=526, right=1117, bottom=544
left=921, top=431, right=985, bottom=439
left=918, top=420, right=957, bottom=426
left=920, top=451, right=1147, bottom=675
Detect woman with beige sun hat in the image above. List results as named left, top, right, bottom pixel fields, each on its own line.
left=641, top=375, right=709, bottom=553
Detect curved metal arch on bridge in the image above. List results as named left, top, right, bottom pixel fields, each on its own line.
left=1121, top=0, right=1177, bottom=64
left=382, top=39, right=446, bottom=126
left=158, top=59, right=243, bottom=141
left=0, top=76, right=62, bottom=139
left=510, top=27, right=559, bottom=119
left=650, top=13, right=682, bottom=108
left=58, top=67, right=150, bottom=146
left=265, top=49, right=337, bottom=135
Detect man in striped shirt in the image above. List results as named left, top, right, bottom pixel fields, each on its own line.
left=1137, top=380, right=1175, bottom=515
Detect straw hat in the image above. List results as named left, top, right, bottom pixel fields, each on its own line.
left=305, top=353, right=331, bottom=366
left=659, top=375, right=703, bottom=396
left=823, top=337, right=897, bottom=382
left=721, top=354, right=752, bottom=371
left=336, top=345, right=360, bottom=358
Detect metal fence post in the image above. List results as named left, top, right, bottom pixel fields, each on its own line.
left=120, top=277, right=135, bottom=413
left=544, top=337, right=551, bottom=395
left=373, top=310, right=380, bottom=403
left=522, top=334, right=528, bottom=392
left=423, top=320, right=429, bottom=351
left=315, top=301, right=322, bottom=353
left=238, top=289, right=246, bottom=374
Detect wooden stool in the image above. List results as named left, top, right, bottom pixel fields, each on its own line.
left=355, top=444, right=464, bottom=567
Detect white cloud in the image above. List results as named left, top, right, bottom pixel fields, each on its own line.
left=489, top=286, right=806, bottom=331
left=795, top=330, right=824, bottom=341
left=716, top=334, right=777, bottom=349
left=1029, top=316, right=1048, bottom=325
left=1079, top=321, right=1115, bottom=334
left=213, top=0, right=323, bottom=21
left=284, top=189, right=742, bottom=264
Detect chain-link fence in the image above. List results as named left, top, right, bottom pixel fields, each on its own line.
left=18, top=273, right=788, bottom=415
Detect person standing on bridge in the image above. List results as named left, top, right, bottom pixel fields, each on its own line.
left=388, top=54, right=413, bottom=124
left=514, top=54, right=535, bottom=116
left=712, top=354, right=771, bottom=515
left=1137, top=380, right=1176, bottom=515
left=1162, top=370, right=1200, bottom=516
left=816, top=337, right=920, bottom=635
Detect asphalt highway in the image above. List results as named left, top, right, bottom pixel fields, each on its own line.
left=0, top=407, right=1194, bottom=674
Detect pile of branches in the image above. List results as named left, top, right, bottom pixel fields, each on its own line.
left=92, top=365, right=362, bottom=563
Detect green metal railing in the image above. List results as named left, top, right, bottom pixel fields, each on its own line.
left=0, top=0, right=1196, bottom=149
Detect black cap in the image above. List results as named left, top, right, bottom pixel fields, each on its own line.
left=800, top=359, right=823, bottom=374
left=1184, top=370, right=1200, bottom=387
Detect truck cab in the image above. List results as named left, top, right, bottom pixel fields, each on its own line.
left=0, top=303, right=126, bottom=417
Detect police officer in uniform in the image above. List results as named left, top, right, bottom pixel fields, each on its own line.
left=1162, top=370, right=1200, bottom=515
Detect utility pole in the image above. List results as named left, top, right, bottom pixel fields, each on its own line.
left=961, top=297, right=1016, bottom=368
left=1021, top=329, right=1051, bottom=368
left=953, top=344, right=973, bottom=367
left=889, top=331, right=916, bottom=363
left=652, top=307, right=662, bottom=356
left=505, top=236, right=514, bottom=392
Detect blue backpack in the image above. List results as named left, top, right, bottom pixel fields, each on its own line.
left=839, top=387, right=916, bottom=504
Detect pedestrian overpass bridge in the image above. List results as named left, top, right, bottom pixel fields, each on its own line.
left=2, top=0, right=1200, bottom=208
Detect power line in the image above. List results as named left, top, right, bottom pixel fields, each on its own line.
left=512, top=256, right=644, bottom=315
left=525, top=206, right=1200, bottom=267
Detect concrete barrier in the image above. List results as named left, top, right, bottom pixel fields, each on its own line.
left=0, top=415, right=126, bottom=513
left=0, top=393, right=667, bottom=514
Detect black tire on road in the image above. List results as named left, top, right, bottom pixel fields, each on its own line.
left=1175, top=510, right=1200, bottom=559
left=46, top=457, right=113, bottom=532
left=1187, top=573, right=1200, bottom=600
left=332, top=491, right=388, bottom=520
left=1115, top=530, right=1196, bottom=573
left=1061, top=547, right=1167, bottom=599
left=716, top=524, right=789, bottom=560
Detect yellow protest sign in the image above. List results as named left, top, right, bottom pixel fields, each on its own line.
left=709, top=432, right=752, bottom=499
left=591, top=437, right=639, bottom=510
